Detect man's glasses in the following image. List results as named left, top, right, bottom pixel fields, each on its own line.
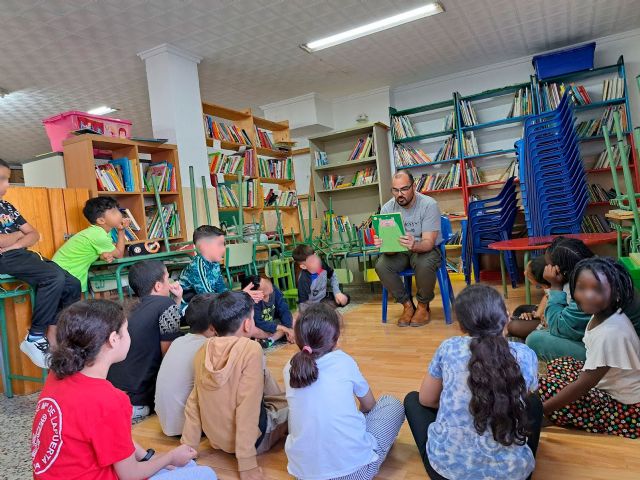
left=391, top=183, right=414, bottom=195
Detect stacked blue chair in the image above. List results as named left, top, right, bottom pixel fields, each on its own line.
left=466, top=178, right=519, bottom=287
left=519, top=93, right=587, bottom=236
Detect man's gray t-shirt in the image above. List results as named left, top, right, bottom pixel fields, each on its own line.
left=381, top=193, right=442, bottom=245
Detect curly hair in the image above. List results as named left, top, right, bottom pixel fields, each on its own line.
left=456, top=284, right=530, bottom=446
left=547, top=237, right=594, bottom=282
left=570, top=257, right=634, bottom=312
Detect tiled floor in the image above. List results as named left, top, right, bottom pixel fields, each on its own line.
left=0, top=392, right=38, bottom=480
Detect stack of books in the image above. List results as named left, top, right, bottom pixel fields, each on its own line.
left=507, top=87, right=534, bottom=117
left=95, top=157, right=137, bottom=192
left=540, top=82, right=566, bottom=111
left=258, top=156, right=293, bottom=180
left=352, top=168, right=377, bottom=186
left=391, top=115, right=416, bottom=140
left=209, top=150, right=256, bottom=177
left=254, top=127, right=275, bottom=149
left=603, top=77, right=625, bottom=101
left=416, top=163, right=460, bottom=192
left=459, top=100, right=479, bottom=127
left=348, top=134, right=375, bottom=160
left=203, top=115, right=252, bottom=145
left=592, top=147, right=624, bottom=170
left=314, top=151, right=328, bottom=167
left=264, top=189, right=298, bottom=207
left=322, top=174, right=346, bottom=190
left=588, top=183, right=614, bottom=203
left=463, top=132, right=479, bottom=156
left=143, top=162, right=176, bottom=192
left=498, top=160, right=519, bottom=181
left=465, top=160, right=483, bottom=185
left=393, top=145, right=432, bottom=168
left=582, top=214, right=612, bottom=233
left=443, top=111, right=456, bottom=131
left=576, top=105, right=628, bottom=138
left=434, top=135, right=459, bottom=162
left=146, top=203, right=180, bottom=239
left=567, top=84, right=592, bottom=105
left=217, top=184, right=240, bottom=208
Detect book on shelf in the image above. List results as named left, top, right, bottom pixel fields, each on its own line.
left=458, top=99, right=479, bottom=127
left=497, top=160, right=519, bottom=181
left=242, top=179, right=257, bottom=208
left=592, top=147, right=626, bottom=170
left=391, top=115, right=416, bottom=140
left=465, top=160, right=483, bottom=185
left=95, top=157, right=138, bottom=192
left=254, top=127, right=275, bottom=149
left=209, top=150, right=256, bottom=177
left=445, top=230, right=462, bottom=245
left=348, top=134, right=375, bottom=160
left=314, top=151, right=328, bottom=167
left=463, top=132, right=479, bottom=156
left=602, top=77, right=625, bottom=101
left=322, top=174, right=346, bottom=190
left=434, top=135, right=459, bottom=162
left=142, top=162, right=176, bottom=192
left=507, top=87, right=534, bottom=117
left=443, top=111, right=456, bottom=131
left=394, top=144, right=432, bottom=167
left=582, top=213, right=612, bottom=234
left=588, top=183, right=615, bottom=203
left=567, top=83, right=592, bottom=106
left=264, top=189, right=298, bottom=207
left=145, top=202, right=180, bottom=239
left=416, top=163, right=460, bottom=192
left=576, top=105, right=628, bottom=138
left=351, top=167, right=378, bottom=186
left=203, top=115, right=252, bottom=145
left=332, top=215, right=351, bottom=233
left=540, top=82, right=566, bottom=111
left=217, top=183, right=240, bottom=208
left=258, top=156, right=293, bottom=180
left=111, top=208, right=140, bottom=242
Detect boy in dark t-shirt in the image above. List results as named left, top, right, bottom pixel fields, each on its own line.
left=107, top=260, right=183, bottom=420
left=0, top=159, right=81, bottom=368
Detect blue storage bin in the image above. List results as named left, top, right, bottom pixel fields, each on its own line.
left=533, top=42, right=596, bottom=80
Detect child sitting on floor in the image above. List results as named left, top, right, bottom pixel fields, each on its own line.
left=53, top=196, right=129, bottom=293
left=31, top=299, right=216, bottom=479
left=292, top=244, right=349, bottom=308
left=155, top=293, right=217, bottom=436
left=540, top=257, right=640, bottom=439
left=241, top=275, right=295, bottom=345
left=404, top=284, right=542, bottom=480
left=284, top=303, right=404, bottom=480
left=181, top=291, right=288, bottom=480
left=107, top=260, right=183, bottom=421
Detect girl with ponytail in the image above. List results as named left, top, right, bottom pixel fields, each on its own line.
left=283, top=303, right=405, bottom=480
left=31, top=299, right=217, bottom=480
left=405, top=284, right=543, bottom=480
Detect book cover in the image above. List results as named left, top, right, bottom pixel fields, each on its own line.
left=372, top=213, right=407, bottom=253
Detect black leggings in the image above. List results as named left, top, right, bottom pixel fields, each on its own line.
left=404, top=391, right=543, bottom=480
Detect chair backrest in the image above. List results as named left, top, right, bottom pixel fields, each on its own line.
left=440, top=215, right=453, bottom=244
left=266, top=258, right=296, bottom=291
left=225, top=241, right=255, bottom=268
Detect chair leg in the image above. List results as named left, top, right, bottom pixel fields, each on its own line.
left=0, top=301, right=12, bottom=398
left=436, top=268, right=453, bottom=325
left=381, top=287, right=388, bottom=324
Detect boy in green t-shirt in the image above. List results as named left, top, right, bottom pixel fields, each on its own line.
left=53, top=196, right=129, bottom=292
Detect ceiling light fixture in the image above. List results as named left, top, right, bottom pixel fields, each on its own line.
left=300, top=2, right=444, bottom=52
left=87, top=106, right=117, bottom=115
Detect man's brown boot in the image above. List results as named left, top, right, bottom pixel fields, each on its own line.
left=397, top=301, right=415, bottom=327
left=410, top=302, right=431, bottom=327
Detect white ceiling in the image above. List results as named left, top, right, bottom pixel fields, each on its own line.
left=1, top=0, right=639, bottom=163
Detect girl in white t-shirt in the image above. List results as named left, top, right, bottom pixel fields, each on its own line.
left=283, top=303, right=405, bottom=480
left=540, top=257, right=640, bottom=438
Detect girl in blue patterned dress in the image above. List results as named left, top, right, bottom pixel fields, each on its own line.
left=404, top=284, right=543, bottom=480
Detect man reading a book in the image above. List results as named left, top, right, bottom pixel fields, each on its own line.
left=374, top=171, right=442, bottom=327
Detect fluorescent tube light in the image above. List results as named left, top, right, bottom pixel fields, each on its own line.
left=300, top=2, right=444, bottom=52
left=87, top=106, right=117, bottom=115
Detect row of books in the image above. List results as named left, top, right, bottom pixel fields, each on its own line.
left=435, top=135, right=459, bottom=162
left=241, top=179, right=257, bottom=208
left=314, top=151, right=328, bottom=167
left=567, top=83, right=592, bottom=106
left=539, top=82, right=566, bottom=111
left=465, top=160, right=483, bottom=185
left=258, top=156, right=293, bottom=180
left=458, top=100, right=479, bottom=127
left=254, top=127, right=275, bottom=149
left=209, top=150, right=256, bottom=177
left=393, top=144, right=432, bottom=167
left=352, top=167, right=378, bottom=186
left=582, top=214, right=612, bottom=234
left=602, top=77, right=625, bottom=101
left=217, top=184, right=239, bottom=208
left=143, top=162, right=176, bottom=192
left=443, top=111, right=456, bottom=131
left=588, top=183, right=615, bottom=203
left=507, top=87, right=534, bottom=118
left=391, top=115, right=416, bottom=140
left=592, top=147, right=625, bottom=170
left=264, top=189, right=298, bottom=207
left=576, top=105, right=628, bottom=138
left=416, top=163, right=461, bottom=192
left=203, top=115, right=252, bottom=145
left=348, top=134, right=375, bottom=160
left=146, top=203, right=180, bottom=239
left=463, top=132, right=479, bottom=156
left=216, top=180, right=258, bottom=208
left=498, top=160, right=519, bottom=181
left=321, top=169, right=376, bottom=190
left=322, top=174, right=346, bottom=190
left=95, top=157, right=138, bottom=192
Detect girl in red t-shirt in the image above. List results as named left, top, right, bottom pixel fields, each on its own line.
left=31, top=299, right=217, bottom=480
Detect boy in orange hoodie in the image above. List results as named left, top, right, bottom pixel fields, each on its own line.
left=181, top=291, right=288, bottom=480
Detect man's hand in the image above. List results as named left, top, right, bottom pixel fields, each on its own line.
left=168, top=281, right=183, bottom=303
left=118, top=218, right=131, bottom=231
left=543, top=264, right=564, bottom=289
left=398, top=233, right=415, bottom=251
left=240, top=467, right=265, bottom=480
left=335, top=292, right=349, bottom=306
left=243, top=283, right=264, bottom=303
left=373, top=234, right=382, bottom=248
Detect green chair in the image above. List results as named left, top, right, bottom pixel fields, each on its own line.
left=0, top=276, right=47, bottom=398
left=225, top=241, right=258, bottom=289
left=265, top=258, right=298, bottom=310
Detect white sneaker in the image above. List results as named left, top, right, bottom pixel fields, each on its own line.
left=20, top=335, right=50, bottom=369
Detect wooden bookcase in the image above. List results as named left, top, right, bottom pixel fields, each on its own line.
left=202, top=102, right=301, bottom=238
left=309, top=122, right=392, bottom=227
left=62, top=134, right=187, bottom=246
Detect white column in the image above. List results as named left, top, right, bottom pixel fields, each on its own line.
left=137, top=43, right=209, bottom=187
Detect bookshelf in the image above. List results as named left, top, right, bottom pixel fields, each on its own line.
left=202, top=102, right=301, bottom=238
left=62, top=134, right=186, bottom=246
left=309, top=122, right=392, bottom=227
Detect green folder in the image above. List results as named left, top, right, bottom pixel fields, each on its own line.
left=372, top=212, right=407, bottom=253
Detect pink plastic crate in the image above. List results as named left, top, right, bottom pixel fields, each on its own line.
left=42, top=111, right=132, bottom=152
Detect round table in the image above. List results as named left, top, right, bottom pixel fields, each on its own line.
left=488, top=232, right=619, bottom=303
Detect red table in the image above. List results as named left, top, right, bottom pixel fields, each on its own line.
left=488, top=232, right=619, bottom=302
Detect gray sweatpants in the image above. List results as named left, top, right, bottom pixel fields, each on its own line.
left=375, top=249, right=441, bottom=304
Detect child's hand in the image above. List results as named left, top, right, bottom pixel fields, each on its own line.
left=519, top=311, right=539, bottom=321
left=118, top=218, right=131, bottom=231
left=168, top=444, right=197, bottom=467
left=279, top=326, right=296, bottom=343
left=240, top=467, right=264, bottom=480
left=168, top=281, right=183, bottom=301
left=242, top=284, right=264, bottom=303
left=101, top=252, right=115, bottom=263
left=335, top=292, right=348, bottom=306
left=543, top=264, right=564, bottom=289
